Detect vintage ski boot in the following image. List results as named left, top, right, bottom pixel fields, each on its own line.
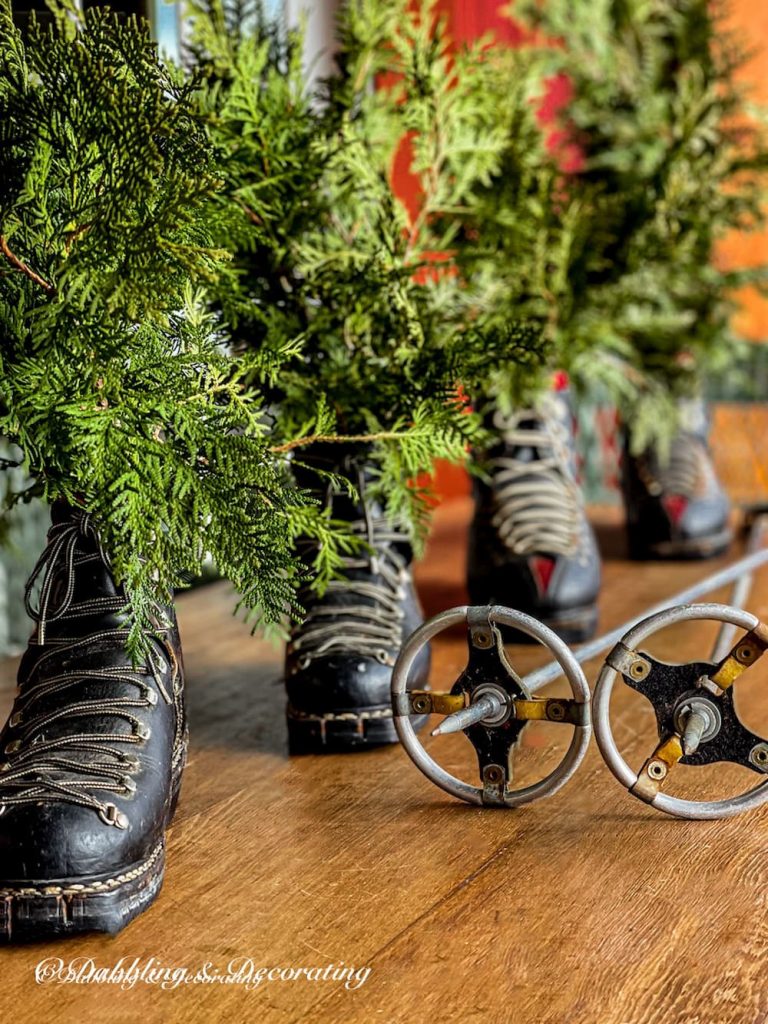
left=621, top=398, right=732, bottom=560
left=467, top=391, right=601, bottom=643
left=0, top=502, right=187, bottom=942
left=285, top=447, right=430, bottom=752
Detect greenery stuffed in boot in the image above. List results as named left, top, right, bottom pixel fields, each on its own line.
left=345, top=4, right=606, bottom=636
left=181, top=0, right=549, bottom=747
left=510, top=0, right=768, bottom=556
left=0, top=0, right=351, bottom=939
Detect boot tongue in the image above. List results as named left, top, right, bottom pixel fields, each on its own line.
left=328, top=486, right=382, bottom=524
left=295, top=444, right=413, bottom=563
left=50, top=499, right=91, bottom=527
left=293, top=443, right=381, bottom=517
left=677, top=397, right=709, bottom=441
left=28, top=504, right=127, bottom=645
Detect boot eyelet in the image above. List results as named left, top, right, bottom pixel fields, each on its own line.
left=136, top=724, right=151, bottom=741
left=375, top=649, right=393, bottom=665
left=9, top=712, right=22, bottom=728
left=0, top=763, right=11, bottom=773
left=4, top=740, right=22, bottom=755
left=122, top=777, right=137, bottom=794
left=298, top=655, right=311, bottom=670
left=99, top=803, right=129, bottom=830
left=145, top=690, right=159, bottom=706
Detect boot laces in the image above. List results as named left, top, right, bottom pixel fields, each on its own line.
left=490, top=395, right=584, bottom=558
left=654, top=434, right=712, bottom=499
left=290, top=500, right=409, bottom=668
left=0, top=510, right=173, bottom=827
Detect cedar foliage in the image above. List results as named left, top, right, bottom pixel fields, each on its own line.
left=317, top=1, right=624, bottom=423
left=0, top=0, right=353, bottom=653
left=508, top=0, right=768, bottom=447
left=351, top=5, right=600, bottom=417
left=182, top=0, right=548, bottom=540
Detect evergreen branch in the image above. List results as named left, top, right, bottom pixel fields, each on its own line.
left=0, top=2, right=362, bottom=646
left=64, top=223, right=93, bottom=254
left=181, top=0, right=549, bottom=538
left=0, top=236, right=54, bottom=294
left=270, top=430, right=419, bottom=454
left=236, top=198, right=264, bottom=226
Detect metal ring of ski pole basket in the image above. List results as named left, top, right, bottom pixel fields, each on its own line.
left=391, top=605, right=591, bottom=808
left=593, top=602, right=768, bottom=820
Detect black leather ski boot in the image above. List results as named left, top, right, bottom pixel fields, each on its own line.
left=467, top=391, right=601, bottom=643
left=285, top=447, right=430, bottom=752
left=0, top=502, right=187, bottom=942
left=621, top=398, right=732, bottom=559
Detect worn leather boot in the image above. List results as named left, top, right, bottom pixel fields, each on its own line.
left=0, top=502, right=186, bottom=942
left=285, top=447, right=429, bottom=752
left=622, top=398, right=732, bottom=560
left=467, top=391, right=601, bottom=643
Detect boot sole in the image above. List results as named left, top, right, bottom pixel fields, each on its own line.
left=287, top=704, right=428, bottom=753
left=0, top=746, right=187, bottom=944
left=628, top=526, right=733, bottom=561
left=498, top=604, right=599, bottom=646
left=0, top=840, right=167, bottom=943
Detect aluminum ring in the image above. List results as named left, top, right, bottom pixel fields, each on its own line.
left=593, top=602, right=768, bottom=820
left=391, top=605, right=592, bottom=807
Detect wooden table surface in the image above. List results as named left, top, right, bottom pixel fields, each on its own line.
left=0, top=500, right=766, bottom=1024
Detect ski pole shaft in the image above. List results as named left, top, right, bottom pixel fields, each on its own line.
left=523, top=521, right=768, bottom=694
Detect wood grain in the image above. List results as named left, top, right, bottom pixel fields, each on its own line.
left=0, top=500, right=765, bottom=1024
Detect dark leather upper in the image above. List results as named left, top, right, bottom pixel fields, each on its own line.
left=285, top=446, right=430, bottom=714
left=0, top=502, right=185, bottom=884
left=468, top=394, right=601, bottom=616
left=468, top=499, right=601, bottom=616
left=621, top=400, right=731, bottom=551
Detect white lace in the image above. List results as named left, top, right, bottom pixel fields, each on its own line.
left=289, top=515, right=408, bottom=668
left=489, top=397, right=583, bottom=557
left=0, top=512, right=169, bottom=825
left=656, top=436, right=711, bottom=498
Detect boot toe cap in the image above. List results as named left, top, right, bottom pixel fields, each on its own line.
left=0, top=801, right=157, bottom=886
left=286, top=644, right=430, bottom=717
